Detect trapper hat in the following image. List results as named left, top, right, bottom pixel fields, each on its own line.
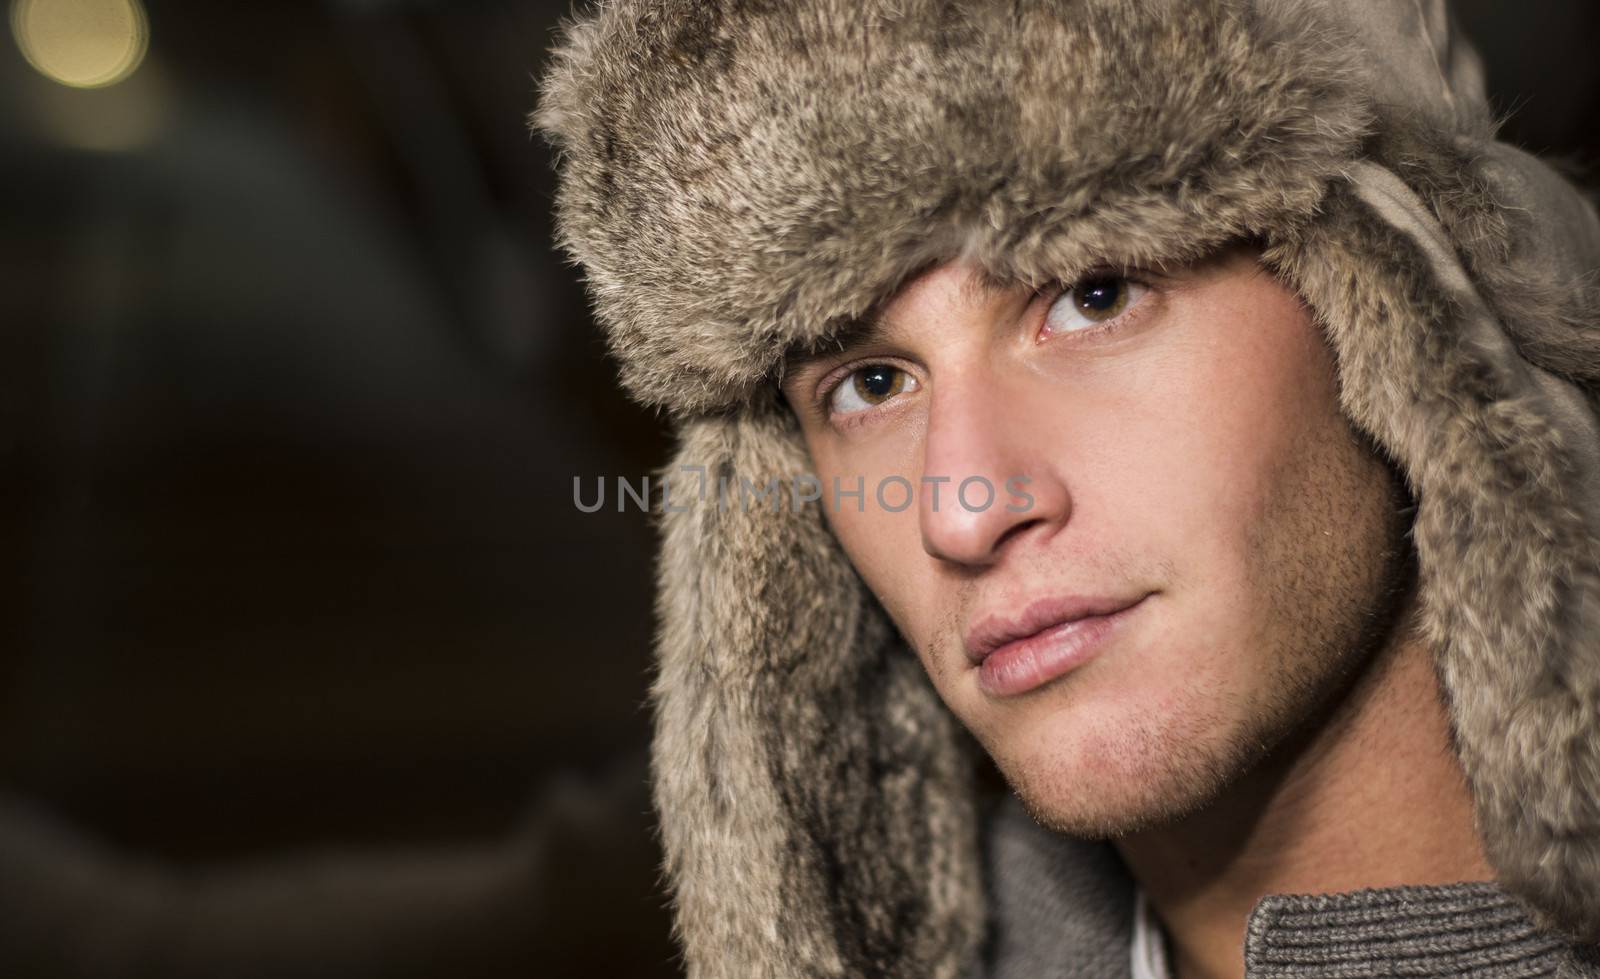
left=533, top=1, right=1600, bottom=975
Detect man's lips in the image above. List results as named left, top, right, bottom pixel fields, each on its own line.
left=965, top=592, right=1148, bottom=664
left=964, top=592, right=1151, bottom=697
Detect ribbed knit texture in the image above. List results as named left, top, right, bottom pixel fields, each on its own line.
left=1244, top=882, right=1565, bottom=977
left=983, top=796, right=1600, bottom=977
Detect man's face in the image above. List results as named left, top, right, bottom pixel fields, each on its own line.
left=779, top=247, right=1416, bottom=837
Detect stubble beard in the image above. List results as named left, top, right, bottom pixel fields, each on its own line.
left=1001, top=427, right=1421, bottom=840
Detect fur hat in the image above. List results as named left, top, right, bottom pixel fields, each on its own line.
left=534, top=1, right=1600, bottom=975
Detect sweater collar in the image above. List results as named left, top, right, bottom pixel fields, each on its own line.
left=982, top=794, right=1584, bottom=978
left=1242, top=881, right=1563, bottom=976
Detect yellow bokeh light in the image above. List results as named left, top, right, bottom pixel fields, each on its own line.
left=11, top=0, right=148, bottom=89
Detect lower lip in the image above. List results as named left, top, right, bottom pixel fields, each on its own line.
left=976, top=597, right=1147, bottom=698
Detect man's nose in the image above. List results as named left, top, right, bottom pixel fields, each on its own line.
left=917, top=371, right=1069, bottom=567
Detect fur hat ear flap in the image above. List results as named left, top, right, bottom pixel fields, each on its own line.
left=1459, top=141, right=1600, bottom=410
left=649, top=405, right=986, bottom=978
left=1271, top=164, right=1600, bottom=942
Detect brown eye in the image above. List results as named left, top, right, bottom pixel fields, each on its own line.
left=1044, top=275, right=1149, bottom=337
left=829, top=364, right=919, bottom=415
left=1074, top=277, right=1131, bottom=320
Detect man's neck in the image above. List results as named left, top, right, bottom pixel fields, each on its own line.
left=1111, top=617, right=1495, bottom=979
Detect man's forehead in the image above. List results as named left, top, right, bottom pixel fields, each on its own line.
left=899, top=256, right=1020, bottom=312
left=783, top=257, right=1019, bottom=366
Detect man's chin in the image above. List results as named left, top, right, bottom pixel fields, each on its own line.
left=985, top=718, right=1266, bottom=840
left=1009, top=775, right=1203, bottom=839
left=1001, top=767, right=1196, bottom=839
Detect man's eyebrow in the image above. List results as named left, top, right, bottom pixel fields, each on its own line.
left=778, top=312, right=891, bottom=384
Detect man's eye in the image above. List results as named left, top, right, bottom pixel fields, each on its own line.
left=828, top=364, right=919, bottom=415
left=1043, top=275, right=1150, bottom=336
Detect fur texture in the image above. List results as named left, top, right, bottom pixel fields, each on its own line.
left=536, top=0, right=1370, bottom=414
left=647, top=401, right=985, bottom=978
left=1269, top=166, right=1600, bottom=942
left=535, top=0, right=1600, bottom=973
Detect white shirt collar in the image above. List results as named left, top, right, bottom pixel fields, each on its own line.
left=1130, top=888, right=1173, bottom=979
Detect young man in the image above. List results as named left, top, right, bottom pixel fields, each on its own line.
left=536, top=1, right=1600, bottom=976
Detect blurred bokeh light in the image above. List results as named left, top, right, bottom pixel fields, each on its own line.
left=11, top=0, right=148, bottom=89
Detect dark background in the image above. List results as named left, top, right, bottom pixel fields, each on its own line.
left=0, top=1, right=1595, bottom=976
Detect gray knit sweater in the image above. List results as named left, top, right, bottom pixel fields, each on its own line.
left=982, top=795, right=1600, bottom=978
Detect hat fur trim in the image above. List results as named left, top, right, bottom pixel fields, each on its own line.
left=536, top=0, right=1370, bottom=415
